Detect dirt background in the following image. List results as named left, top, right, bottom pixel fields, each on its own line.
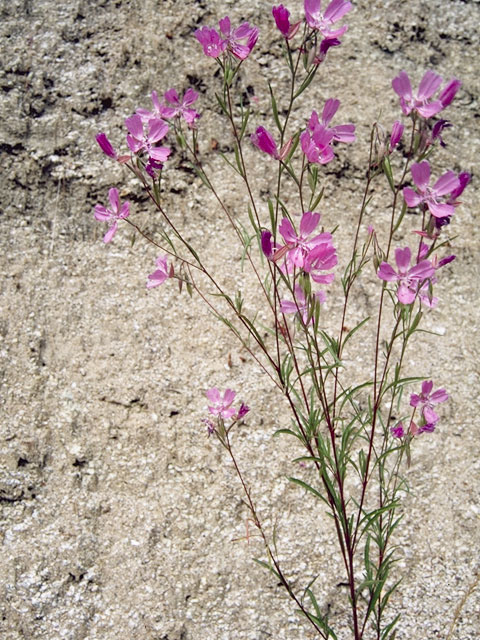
left=1, top=0, right=479, bottom=638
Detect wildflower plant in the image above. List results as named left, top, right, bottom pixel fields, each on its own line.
left=92, top=2, right=470, bottom=638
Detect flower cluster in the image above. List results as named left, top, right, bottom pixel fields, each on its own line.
left=392, top=70, right=461, bottom=119
left=262, top=212, right=337, bottom=324
left=195, top=17, right=259, bottom=60
left=273, top=0, right=352, bottom=52
left=301, top=99, right=355, bottom=164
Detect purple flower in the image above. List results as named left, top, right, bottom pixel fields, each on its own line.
left=206, top=388, right=237, bottom=420
left=272, top=4, right=301, bottom=40
left=410, top=380, right=448, bottom=429
left=403, top=161, right=460, bottom=219
left=94, top=188, right=130, bottom=243
left=303, top=242, right=337, bottom=284
left=438, top=78, right=462, bottom=108
left=377, top=246, right=435, bottom=305
left=236, top=403, right=250, bottom=420
left=219, top=17, right=259, bottom=60
left=251, top=126, right=279, bottom=159
left=147, top=255, right=171, bottom=289
left=162, top=88, right=200, bottom=127
left=431, top=119, right=452, bottom=147
left=308, top=99, right=356, bottom=143
left=194, top=26, right=227, bottom=58
left=313, top=37, right=341, bottom=64
left=136, top=90, right=165, bottom=123
left=447, top=171, right=471, bottom=205
left=392, top=70, right=461, bottom=118
left=390, top=423, right=405, bottom=438
left=389, top=120, right=404, bottom=152
left=96, top=132, right=117, bottom=159
left=125, top=114, right=171, bottom=164
left=278, top=211, right=333, bottom=270
left=304, top=0, right=352, bottom=39
left=301, top=123, right=335, bottom=164
left=280, top=284, right=326, bottom=325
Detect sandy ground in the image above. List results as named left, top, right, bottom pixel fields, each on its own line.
left=1, top=0, right=479, bottom=638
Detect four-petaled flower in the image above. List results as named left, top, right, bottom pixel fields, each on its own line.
left=94, top=187, right=130, bottom=243
left=392, top=70, right=461, bottom=118
left=206, top=388, right=238, bottom=419
left=161, top=88, right=200, bottom=126
left=403, top=161, right=460, bottom=219
left=125, top=114, right=171, bottom=165
left=304, top=0, right=352, bottom=39
left=195, top=17, right=258, bottom=60
left=280, top=284, right=326, bottom=325
left=410, top=380, right=448, bottom=431
left=377, top=247, right=435, bottom=305
left=147, top=255, right=171, bottom=289
left=279, top=211, right=333, bottom=270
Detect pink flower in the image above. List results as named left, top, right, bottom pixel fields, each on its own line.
left=96, top=132, right=117, bottom=159
left=301, top=124, right=335, bottom=164
left=194, top=26, right=227, bottom=58
left=392, top=70, right=461, bottom=118
left=136, top=90, right=165, bottom=123
left=313, top=37, right=341, bottom=64
left=272, top=4, right=301, bottom=40
left=410, top=380, right=448, bottom=430
left=251, top=126, right=279, bottom=158
left=147, top=255, right=171, bottom=289
left=390, top=423, right=405, bottom=438
left=403, top=161, right=460, bottom=219
left=219, top=16, right=259, bottom=60
left=162, top=88, right=200, bottom=127
left=278, top=211, right=333, bottom=270
left=250, top=127, right=293, bottom=161
left=206, top=388, right=237, bottom=419
left=308, top=99, right=356, bottom=143
left=303, top=242, right=337, bottom=283
left=94, top=188, right=130, bottom=243
left=389, top=120, right=404, bottom=152
left=377, top=246, right=435, bottom=305
left=280, top=284, right=326, bottom=325
left=125, top=114, right=171, bottom=164
left=304, top=0, right=352, bottom=39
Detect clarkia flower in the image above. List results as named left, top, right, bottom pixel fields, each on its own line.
left=194, top=26, right=227, bottom=58
left=219, top=16, right=259, bottom=60
left=272, top=4, right=301, bottom=40
left=308, top=99, right=356, bottom=143
left=392, top=70, right=461, bottom=118
left=162, top=88, right=200, bottom=126
left=94, top=187, right=130, bottom=243
left=304, top=0, right=352, bottom=39
left=206, top=388, right=237, bottom=420
left=278, top=211, right=333, bottom=270
left=410, top=380, right=448, bottom=431
left=251, top=126, right=292, bottom=161
left=431, top=119, right=452, bottom=147
left=125, top=114, right=171, bottom=164
left=96, top=132, right=117, bottom=159
left=390, top=423, right=405, bottom=439
left=301, top=124, right=334, bottom=164
left=312, top=37, right=341, bottom=64
left=303, top=242, right=337, bottom=283
left=280, top=284, right=326, bottom=325
left=389, top=120, right=404, bottom=152
left=403, top=161, right=460, bottom=219
left=301, top=101, right=354, bottom=164
left=147, top=255, right=171, bottom=289
left=377, top=246, right=435, bottom=305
